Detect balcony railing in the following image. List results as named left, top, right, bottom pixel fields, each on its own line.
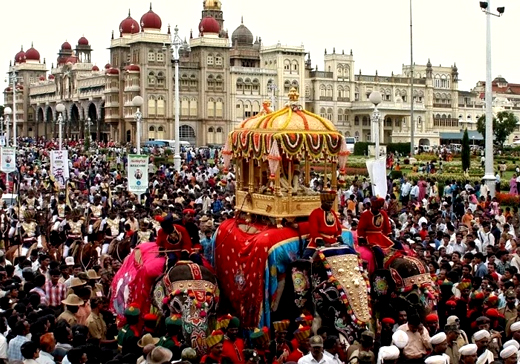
left=319, top=96, right=333, bottom=101
left=310, top=71, right=333, bottom=78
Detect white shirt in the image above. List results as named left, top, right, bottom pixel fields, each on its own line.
left=0, top=334, right=6, bottom=360
left=298, top=353, right=334, bottom=364
left=36, top=351, right=55, bottom=364
left=323, top=351, right=342, bottom=364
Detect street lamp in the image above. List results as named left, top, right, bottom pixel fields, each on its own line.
left=4, top=107, right=12, bottom=146
left=168, top=25, right=190, bottom=172
left=480, top=0, right=504, bottom=197
left=369, top=91, right=382, bottom=159
left=132, top=96, right=144, bottom=155
left=85, top=117, right=93, bottom=142
left=56, top=103, right=65, bottom=150
left=7, top=71, right=18, bottom=148
left=267, top=82, right=278, bottom=110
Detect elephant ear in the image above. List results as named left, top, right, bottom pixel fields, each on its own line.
left=371, top=269, right=395, bottom=300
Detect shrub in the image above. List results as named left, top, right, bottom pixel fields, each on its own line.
left=353, top=142, right=373, bottom=156
left=387, top=143, right=411, bottom=156
left=389, top=170, right=403, bottom=180
left=496, top=192, right=520, bottom=206
left=345, top=167, right=369, bottom=176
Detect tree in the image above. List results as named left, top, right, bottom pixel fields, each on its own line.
left=477, top=111, right=519, bottom=148
left=461, top=128, right=470, bottom=172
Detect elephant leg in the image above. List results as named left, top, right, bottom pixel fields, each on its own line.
left=271, top=279, right=285, bottom=312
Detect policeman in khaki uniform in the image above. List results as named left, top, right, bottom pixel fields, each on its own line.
left=86, top=269, right=105, bottom=298
left=57, top=294, right=84, bottom=326
left=158, top=315, right=185, bottom=359
left=117, top=304, right=141, bottom=355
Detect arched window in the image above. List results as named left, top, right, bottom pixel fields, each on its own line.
left=148, top=125, right=156, bottom=141
left=190, top=97, right=197, bottom=117
left=157, top=72, right=165, bottom=87
left=434, top=75, right=441, bottom=88
left=181, top=97, right=189, bottom=116
left=284, top=59, right=290, bottom=71
left=252, top=78, right=260, bottom=94
left=291, top=60, right=299, bottom=73
left=180, top=125, right=196, bottom=139
left=354, top=116, right=360, bottom=126
left=338, top=108, right=344, bottom=122
left=208, top=127, right=214, bottom=133
left=320, top=85, right=326, bottom=97
left=207, top=98, right=215, bottom=117
left=157, top=126, right=165, bottom=139
left=345, top=131, right=351, bottom=137
left=215, top=127, right=224, bottom=144
left=157, top=96, right=165, bottom=116
left=326, top=108, right=333, bottom=120
left=236, top=78, right=244, bottom=92
left=362, top=116, right=369, bottom=126
left=337, top=66, right=343, bottom=77
left=354, top=131, right=360, bottom=141
left=284, top=80, right=291, bottom=92
left=215, top=54, right=223, bottom=66
left=216, top=99, right=223, bottom=118
left=148, top=95, right=156, bottom=116
left=320, top=107, right=326, bottom=118
left=326, top=85, right=333, bottom=97
left=207, top=54, right=214, bottom=65
left=148, top=51, right=155, bottom=62
left=148, top=72, right=155, bottom=86
left=207, top=127, right=215, bottom=144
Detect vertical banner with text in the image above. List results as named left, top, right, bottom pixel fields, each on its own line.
left=127, top=154, right=149, bottom=195
left=366, top=158, right=388, bottom=198
left=0, top=147, right=16, bottom=173
left=50, top=150, right=70, bottom=189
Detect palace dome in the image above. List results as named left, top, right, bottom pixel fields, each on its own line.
left=120, top=11, right=140, bottom=34
left=25, top=44, right=40, bottom=62
left=140, top=5, right=162, bottom=31
left=61, top=41, right=72, bottom=50
left=106, top=68, right=120, bottom=75
left=126, top=64, right=140, bottom=72
left=14, top=48, right=26, bottom=63
left=232, top=20, right=253, bottom=46
left=199, top=16, right=220, bottom=34
left=92, top=65, right=100, bottom=71
left=78, top=36, right=89, bottom=45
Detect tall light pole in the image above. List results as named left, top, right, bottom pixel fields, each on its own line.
left=85, top=117, right=93, bottom=142
left=480, top=1, right=505, bottom=197
left=369, top=91, right=382, bottom=159
left=268, top=82, right=278, bottom=110
left=409, top=0, right=415, bottom=156
left=8, top=71, right=18, bottom=148
left=132, top=96, right=144, bottom=155
left=4, top=107, right=11, bottom=146
left=56, top=103, right=65, bottom=150
left=168, top=25, right=190, bottom=172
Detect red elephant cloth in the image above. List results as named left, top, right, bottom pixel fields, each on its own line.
left=156, top=224, right=199, bottom=258
left=357, top=209, right=394, bottom=249
left=307, top=207, right=342, bottom=249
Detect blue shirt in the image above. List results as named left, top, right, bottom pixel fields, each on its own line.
left=200, top=237, right=214, bottom=266
left=7, top=335, right=28, bottom=362
left=475, top=262, right=488, bottom=278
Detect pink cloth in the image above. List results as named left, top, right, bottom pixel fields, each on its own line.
left=418, top=181, right=427, bottom=201
left=356, top=244, right=376, bottom=275
left=109, top=242, right=166, bottom=324
left=510, top=177, right=518, bottom=195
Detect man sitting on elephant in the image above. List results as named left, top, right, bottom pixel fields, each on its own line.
left=357, top=197, right=394, bottom=250
left=303, top=190, right=343, bottom=259
left=155, top=214, right=201, bottom=267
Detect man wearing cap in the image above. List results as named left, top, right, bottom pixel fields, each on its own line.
left=201, top=330, right=224, bottom=364
left=86, top=297, right=109, bottom=342
left=345, top=331, right=375, bottom=364
left=444, top=324, right=461, bottom=364
left=357, top=197, right=394, bottom=250
left=499, top=289, right=517, bottom=322
left=143, top=314, right=158, bottom=336
left=472, top=330, right=493, bottom=364
left=286, top=326, right=311, bottom=363
left=57, top=294, right=84, bottom=326
left=86, top=269, right=104, bottom=299
left=222, top=317, right=244, bottom=364
left=269, top=321, right=293, bottom=364
left=298, top=335, right=333, bottom=364
left=427, top=333, right=449, bottom=364
left=303, top=190, right=343, bottom=259
left=377, top=345, right=400, bottom=364
left=157, top=315, right=184, bottom=360
left=425, top=314, right=440, bottom=337
left=117, top=305, right=141, bottom=356
left=459, top=344, right=478, bottom=364
left=507, top=321, right=520, bottom=340
left=500, top=346, right=517, bottom=364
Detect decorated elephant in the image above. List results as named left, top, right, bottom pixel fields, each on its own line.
left=370, top=252, right=438, bottom=320
left=152, top=262, right=219, bottom=355
left=212, top=218, right=368, bottom=334
left=278, top=246, right=371, bottom=343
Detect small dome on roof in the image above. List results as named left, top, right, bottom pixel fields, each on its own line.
left=140, top=4, right=162, bottom=31
left=25, top=43, right=40, bottom=62
left=61, top=41, right=72, bottom=50
left=92, top=65, right=100, bottom=71
left=106, top=68, right=120, bottom=75
left=232, top=19, right=253, bottom=46
left=125, top=64, right=140, bottom=72
left=120, top=10, right=140, bottom=35
left=199, top=16, right=220, bottom=34
left=14, top=47, right=26, bottom=64
left=78, top=36, right=89, bottom=46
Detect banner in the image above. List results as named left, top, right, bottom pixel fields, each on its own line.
left=127, top=154, right=149, bottom=194
left=0, top=148, right=16, bottom=173
left=366, top=158, right=387, bottom=198
left=50, top=150, right=70, bottom=189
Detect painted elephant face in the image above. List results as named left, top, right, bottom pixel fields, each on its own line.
left=312, top=248, right=371, bottom=339
left=153, top=263, right=218, bottom=355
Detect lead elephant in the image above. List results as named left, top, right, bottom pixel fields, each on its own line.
left=212, top=218, right=363, bottom=330
left=370, top=252, right=438, bottom=320
left=152, top=262, right=219, bottom=355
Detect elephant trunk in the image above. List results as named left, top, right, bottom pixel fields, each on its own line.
left=187, top=327, right=208, bottom=356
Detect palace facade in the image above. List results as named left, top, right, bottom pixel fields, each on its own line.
left=4, top=0, right=520, bottom=146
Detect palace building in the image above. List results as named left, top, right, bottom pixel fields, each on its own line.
left=4, top=1, right=520, bottom=147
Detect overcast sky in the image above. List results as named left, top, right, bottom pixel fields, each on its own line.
left=1, top=0, right=517, bottom=92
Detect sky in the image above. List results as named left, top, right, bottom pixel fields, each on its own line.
left=1, top=0, right=518, bottom=92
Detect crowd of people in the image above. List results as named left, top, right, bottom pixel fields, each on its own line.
left=0, top=137, right=517, bottom=364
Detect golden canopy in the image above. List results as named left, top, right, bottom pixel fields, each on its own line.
left=230, top=88, right=344, bottom=160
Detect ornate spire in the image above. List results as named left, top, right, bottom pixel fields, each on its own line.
left=288, top=87, right=300, bottom=102
left=150, top=2, right=152, bottom=10
left=241, top=16, right=243, bottom=24
left=128, top=9, right=131, bottom=16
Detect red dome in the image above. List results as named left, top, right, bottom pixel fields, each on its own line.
left=25, top=45, right=40, bottom=61
left=140, top=5, right=162, bottom=31
left=39, top=76, right=46, bottom=81
left=61, top=41, right=72, bottom=50
left=78, top=36, right=89, bottom=46
left=106, top=68, right=120, bottom=75
left=104, top=63, right=111, bottom=69
left=14, top=48, right=26, bottom=64
left=120, top=10, right=140, bottom=34
left=92, top=65, right=100, bottom=71
left=4, top=87, right=11, bottom=92
left=199, top=16, right=220, bottom=34
left=48, top=75, right=55, bottom=80
left=16, top=85, right=24, bottom=90
left=125, top=64, right=140, bottom=72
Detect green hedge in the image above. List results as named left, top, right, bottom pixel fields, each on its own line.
left=387, top=143, right=412, bottom=155
left=353, top=142, right=374, bottom=156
